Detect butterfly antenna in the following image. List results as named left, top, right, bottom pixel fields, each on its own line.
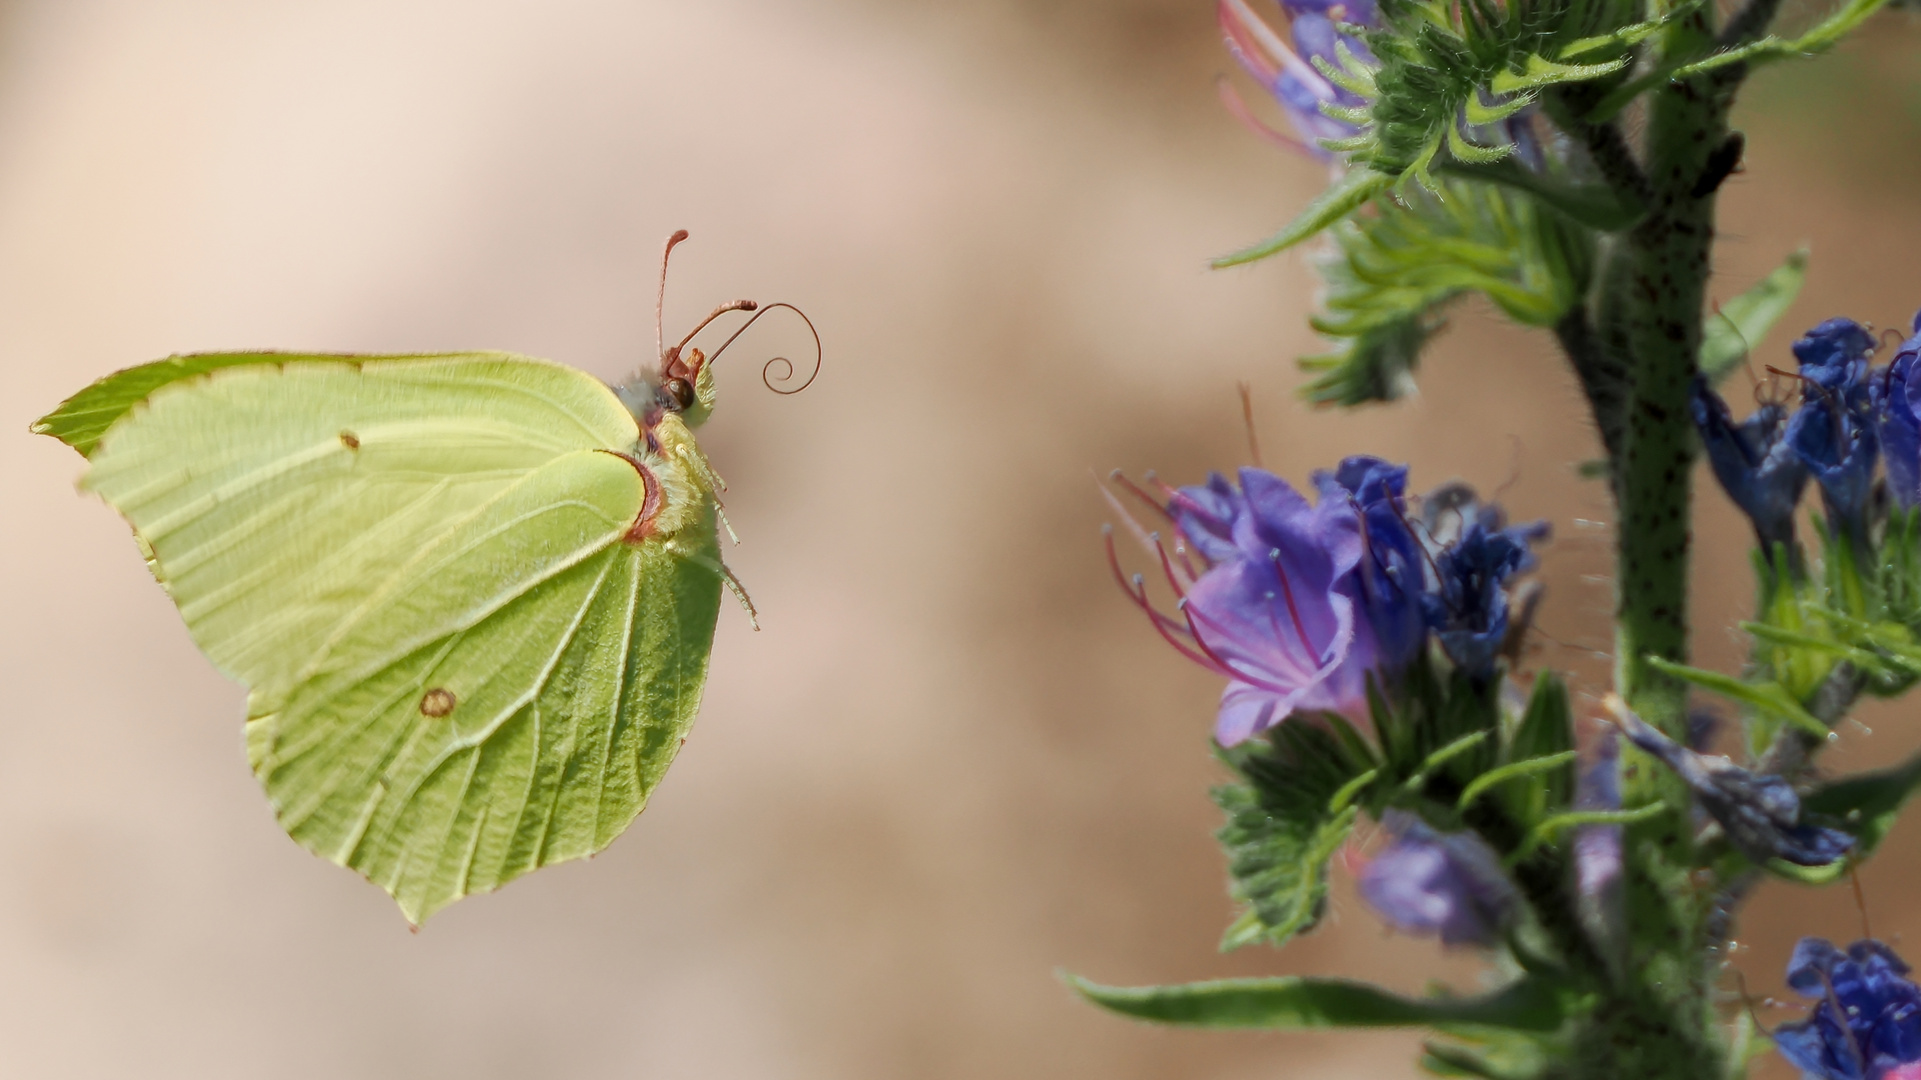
left=673, top=300, right=760, bottom=355
left=705, top=302, right=823, bottom=395
left=657, top=229, right=691, bottom=367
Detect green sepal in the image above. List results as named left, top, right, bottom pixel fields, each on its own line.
left=1445, top=121, right=1515, bottom=165
left=1463, top=89, right=1535, bottom=125
left=1213, top=169, right=1392, bottom=268
left=1700, top=249, right=1810, bottom=385
left=1489, top=53, right=1628, bottom=94
left=1066, top=972, right=1571, bottom=1032
left=1301, top=310, right=1439, bottom=406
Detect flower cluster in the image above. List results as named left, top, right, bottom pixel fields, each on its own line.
left=1105, top=458, right=1545, bottom=746
left=1694, top=312, right=1921, bottom=554
left=1776, top=938, right=1921, bottom=1080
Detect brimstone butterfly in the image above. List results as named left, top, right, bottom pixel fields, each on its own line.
left=32, top=231, right=814, bottom=924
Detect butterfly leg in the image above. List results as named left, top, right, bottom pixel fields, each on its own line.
left=664, top=545, right=761, bottom=630
left=717, top=559, right=760, bottom=630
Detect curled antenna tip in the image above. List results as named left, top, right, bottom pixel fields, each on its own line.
left=700, top=300, right=822, bottom=397
left=668, top=228, right=689, bottom=243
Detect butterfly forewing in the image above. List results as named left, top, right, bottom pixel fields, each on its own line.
left=58, top=353, right=723, bottom=922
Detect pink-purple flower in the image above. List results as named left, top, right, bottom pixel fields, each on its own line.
left=1108, top=466, right=1379, bottom=746
left=1106, top=459, right=1541, bottom=747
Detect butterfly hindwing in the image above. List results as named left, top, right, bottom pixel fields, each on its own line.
left=45, top=353, right=723, bottom=921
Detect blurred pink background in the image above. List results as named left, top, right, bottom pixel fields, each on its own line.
left=1, top=2, right=1918, bottom=1076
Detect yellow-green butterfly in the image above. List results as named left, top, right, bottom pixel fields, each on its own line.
left=33, top=231, right=816, bottom=924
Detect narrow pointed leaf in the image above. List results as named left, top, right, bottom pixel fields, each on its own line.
left=1067, top=973, right=1568, bottom=1032
left=1214, top=169, right=1391, bottom=268
left=1645, top=658, right=1828, bottom=738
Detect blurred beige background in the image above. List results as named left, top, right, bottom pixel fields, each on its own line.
left=1, top=2, right=1918, bottom=1077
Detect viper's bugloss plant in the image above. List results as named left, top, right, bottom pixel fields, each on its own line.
left=1068, top=0, right=1921, bottom=1077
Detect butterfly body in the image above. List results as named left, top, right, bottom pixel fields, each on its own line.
left=37, top=349, right=724, bottom=923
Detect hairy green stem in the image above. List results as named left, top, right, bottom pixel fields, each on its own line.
left=1556, top=6, right=1762, bottom=1076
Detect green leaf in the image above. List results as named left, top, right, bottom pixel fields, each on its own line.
left=1214, top=169, right=1392, bottom=268
left=1701, top=250, right=1809, bottom=385
left=1497, top=671, right=1576, bottom=821
left=1670, top=0, right=1892, bottom=80
left=1794, top=747, right=1921, bottom=869
left=1067, top=973, right=1569, bottom=1032
left=1214, top=719, right=1374, bottom=950
left=41, top=353, right=726, bottom=923
left=1645, top=658, right=1829, bottom=739
left=1423, top=1027, right=1556, bottom=1079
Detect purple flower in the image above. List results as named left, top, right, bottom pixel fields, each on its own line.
left=1611, top=703, right=1852, bottom=867
left=1107, top=467, right=1381, bottom=746
left=1218, top=0, right=1378, bottom=156
left=1357, top=811, right=1518, bottom=947
left=1873, top=312, right=1921, bottom=512
left=1573, top=730, right=1624, bottom=962
left=1795, top=319, right=1878, bottom=390
left=1776, top=938, right=1921, bottom=1080
left=1692, top=375, right=1808, bottom=550
left=1416, top=483, right=1549, bottom=678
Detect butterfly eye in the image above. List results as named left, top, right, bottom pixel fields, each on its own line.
left=663, top=377, right=696, bottom=412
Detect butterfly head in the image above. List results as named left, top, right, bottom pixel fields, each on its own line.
left=657, top=344, right=718, bottom=428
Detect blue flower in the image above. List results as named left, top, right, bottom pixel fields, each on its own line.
left=1787, top=319, right=1880, bottom=542
left=1416, top=483, right=1548, bottom=678
left=1358, top=811, right=1519, bottom=947
left=1691, top=376, right=1808, bottom=550
left=1795, top=319, right=1878, bottom=391
left=1319, top=456, right=1426, bottom=671
left=1776, top=938, right=1921, bottom=1080
left=1218, top=0, right=1378, bottom=156
left=1611, top=702, right=1852, bottom=867
left=1873, top=312, right=1921, bottom=512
